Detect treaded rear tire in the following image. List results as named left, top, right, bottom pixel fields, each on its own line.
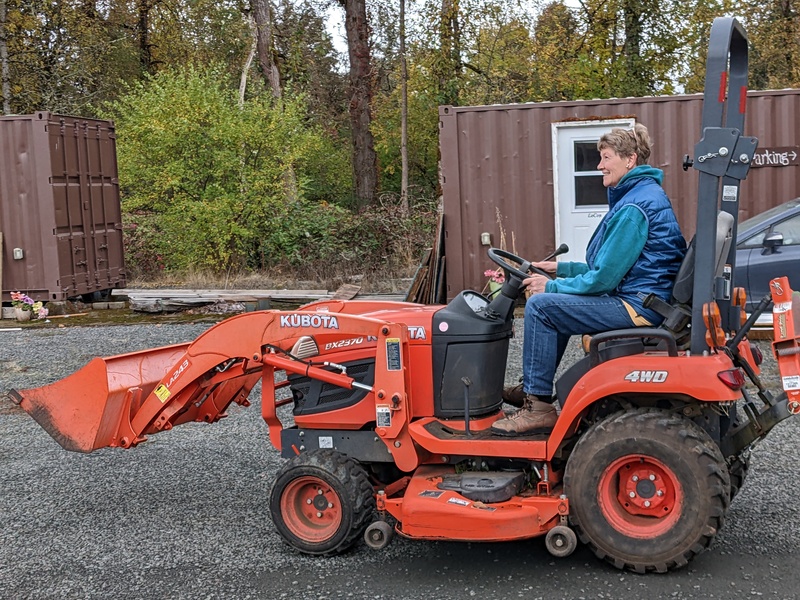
left=270, top=450, right=375, bottom=556
left=564, top=408, right=730, bottom=573
left=728, top=452, right=750, bottom=501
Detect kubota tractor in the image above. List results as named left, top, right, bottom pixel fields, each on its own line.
left=9, top=17, right=800, bottom=573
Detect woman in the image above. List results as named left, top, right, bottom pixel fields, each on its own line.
left=492, top=123, right=687, bottom=436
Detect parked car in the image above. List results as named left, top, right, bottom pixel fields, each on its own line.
left=735, top=198, right=800, bottom=312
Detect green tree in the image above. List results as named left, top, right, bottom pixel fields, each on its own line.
left=104, top=64, right=350, bottom=274
left=743, top=0, right=800, bottom=89
left=571, top=0, right=722, bottom=97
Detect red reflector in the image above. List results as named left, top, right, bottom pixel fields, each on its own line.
left=718, top=369, right=746, bottom=390
left=749, top=342, right=763, bottom=366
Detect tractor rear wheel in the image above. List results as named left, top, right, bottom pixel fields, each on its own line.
left=270, top=450, right=375, bottom=556
left=564, top=408, right=730, bottom=573
left=728, top=451, right=751, bottom=501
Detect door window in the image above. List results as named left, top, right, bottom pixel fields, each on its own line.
left=772, top=214, right=800, bottom=246
left=573, top=142, right=606, bottom=207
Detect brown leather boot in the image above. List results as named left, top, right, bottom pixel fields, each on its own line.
left=491, top=396, right=558, bottom=436
left=502, top=383, right=526, bottom=407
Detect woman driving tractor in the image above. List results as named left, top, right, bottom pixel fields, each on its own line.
left=492, top=123, right=687, bottom=436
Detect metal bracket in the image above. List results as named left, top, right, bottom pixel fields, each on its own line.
left=693, top=127, right=740, bottom=176
left=726, top=135, right=758, bottom=180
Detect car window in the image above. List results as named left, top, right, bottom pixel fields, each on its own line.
left=738, top=200, right=800, bottom=233
left=739, top=230, right=766, bottom=248
left=772, top=214, right=800, bottom=246
left=739, top=213, right=800, bottom=249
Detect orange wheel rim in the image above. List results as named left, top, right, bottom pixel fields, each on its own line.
left=280, top=476, right=342, bottom=542
left=598, top=455, right=682, bottom=539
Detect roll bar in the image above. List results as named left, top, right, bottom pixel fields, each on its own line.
left=689, top=17, right=759, bottom=354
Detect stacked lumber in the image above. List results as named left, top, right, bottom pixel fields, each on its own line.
left=405, top=210, right=446, bottom=304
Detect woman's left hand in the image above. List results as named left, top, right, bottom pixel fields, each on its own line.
left=523, top=274, right=549, bottom=296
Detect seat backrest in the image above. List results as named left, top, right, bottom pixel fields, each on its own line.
left=671, top=211, right=735, bottom=305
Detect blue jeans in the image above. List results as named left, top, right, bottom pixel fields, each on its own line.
left=522, top=293, right=636, bottom=398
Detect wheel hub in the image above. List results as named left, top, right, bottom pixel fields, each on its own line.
left=619, top=466, right=670, bottom=515
left=281, top=476, right=343, bottom=542
left=598, top=454, right=682, bottom=538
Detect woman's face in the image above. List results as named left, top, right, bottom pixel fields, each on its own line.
left=597, top=147, right=634, bottom=188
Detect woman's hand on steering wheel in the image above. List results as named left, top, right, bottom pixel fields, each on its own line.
left=523, top=274, right=550, bottom=295
left=531, top=261, right=557, bottom=278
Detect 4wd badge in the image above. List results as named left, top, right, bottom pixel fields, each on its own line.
left=624, top=370, right=668, bottom=383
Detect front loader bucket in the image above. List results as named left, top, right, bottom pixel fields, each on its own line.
left=9, top=344, right=190, bottom=453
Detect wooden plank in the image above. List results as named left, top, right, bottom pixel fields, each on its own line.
left=112, top=288, right=329, bottom=298
left=428, top=211, right=445, bottom=303
left=434, top=255, right=446, bottom=304
left=405, top=248, right=432, bottom=302
left=406, top=265, right=428, bottom=303
left=331, top=283, right=361, bottom=300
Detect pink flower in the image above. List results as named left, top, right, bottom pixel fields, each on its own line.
left=484, top=269, right=504, bottom=284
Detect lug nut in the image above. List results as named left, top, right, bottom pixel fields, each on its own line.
left=629, top=491, right=636, bottom=498
left=649, top=474, right=656, bottom=481
left=316, top=512, right=322, bottom=518
left=644, top=500, right=651, bottom=508
left=632, top=475, right=639, bottom=482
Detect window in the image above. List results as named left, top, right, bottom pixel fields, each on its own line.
left=738, top=214, right=800, bottom=249
left=573, top=142, right=606, bottom=207
left=773, top=214, right=800, bottom=246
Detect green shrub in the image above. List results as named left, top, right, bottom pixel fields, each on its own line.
left=104, top=64, right=352, bottom=276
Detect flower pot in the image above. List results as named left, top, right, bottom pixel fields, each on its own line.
left=14, top=308, right=32, bottom=322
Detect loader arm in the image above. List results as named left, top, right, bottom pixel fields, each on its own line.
left=10, top=311, right=412, bottom=458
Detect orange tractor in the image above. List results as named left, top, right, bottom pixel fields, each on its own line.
left=10, top=17, right=800, bottom=573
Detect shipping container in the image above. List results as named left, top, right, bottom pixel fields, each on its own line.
left=439, top=89, right=800, bottom=299
left=0, top=112, right=126, bottom=303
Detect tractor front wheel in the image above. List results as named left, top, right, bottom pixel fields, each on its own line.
left=564, top=409, right=730, bottom=573
left=270, top=450, right=375, bottom=556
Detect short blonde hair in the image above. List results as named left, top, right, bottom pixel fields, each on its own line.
left=598, top=123, right=652, bottom=165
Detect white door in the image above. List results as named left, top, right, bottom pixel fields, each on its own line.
left=552, top=119, right=635, bottom=262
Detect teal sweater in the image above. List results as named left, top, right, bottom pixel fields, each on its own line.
left=544, top=167, right=653, bottom=295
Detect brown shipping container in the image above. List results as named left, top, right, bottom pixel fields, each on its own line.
left=0, top=112, right=126, bottom=302
left=440, top=90, right=800, bottom=300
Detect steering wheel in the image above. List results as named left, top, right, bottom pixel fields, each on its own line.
left=487, top=248, right=551, bottom=281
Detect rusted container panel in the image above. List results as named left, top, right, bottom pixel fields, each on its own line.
left=0, top=112, right=126, bottom=302
left=440, top=90, right=800, bottom=299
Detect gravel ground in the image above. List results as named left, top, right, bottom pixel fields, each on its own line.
left=1, top=318, right=799, bottom=599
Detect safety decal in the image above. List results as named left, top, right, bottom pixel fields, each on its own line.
left=419, top=490, right=444, bottom=498
left=624, top=370, right=668, bottom=383
left=447, top=497, right=470, bottom=507
left=154, top=384, right=171, bottom=403
left=722, top=185, right=738, bottom=203
left=318, top=436, right=334, bottom=449
left=782, top=375, right=800, bottom=391
left=774, top=301, right=792, bottom=314
left=376, top=405, right=392, bottom=428
left=386, top=338, right=402, bottom=371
